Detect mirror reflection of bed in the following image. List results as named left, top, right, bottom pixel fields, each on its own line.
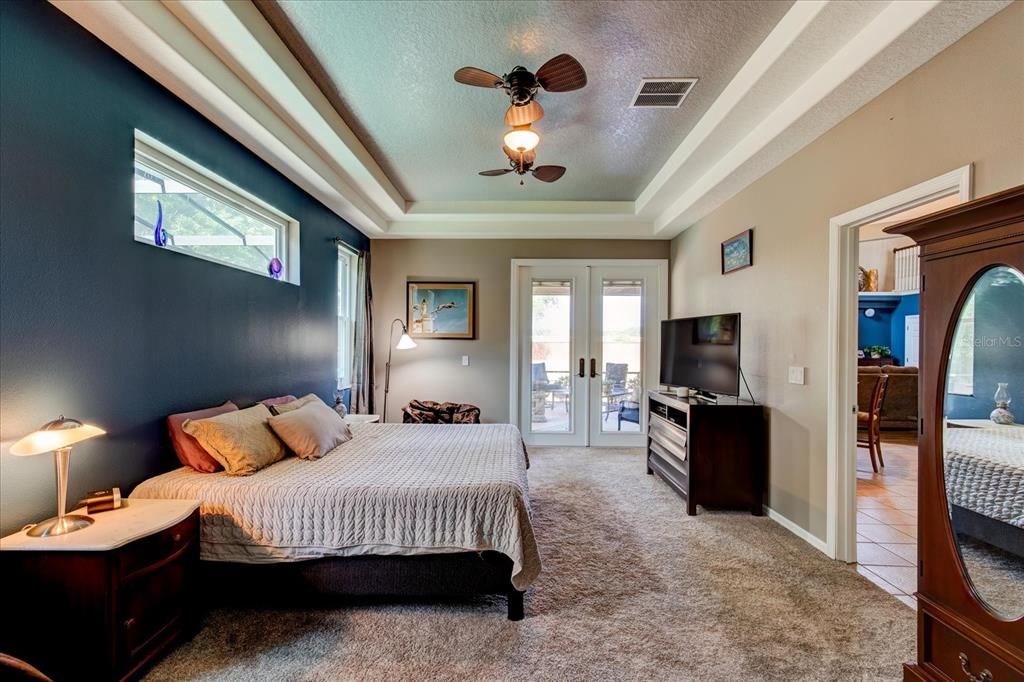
left=942, top=265, right=1024, bottom=619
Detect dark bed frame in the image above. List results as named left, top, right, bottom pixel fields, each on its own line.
left=201, top=551, right=525, bottom=620
left=951, top=504, right=1024, bottom=558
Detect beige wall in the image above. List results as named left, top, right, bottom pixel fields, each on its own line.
left=371, top=240, right=669, bottom=422
left=669, top=3, right=1024, bottom=541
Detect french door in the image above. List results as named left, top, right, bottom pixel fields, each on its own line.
left=512, top=260, right=667, bottom=447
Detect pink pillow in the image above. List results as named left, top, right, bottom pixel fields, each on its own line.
left=167, top=401, right=238, bottom=472
left=260, top=395, right=297, bottom=407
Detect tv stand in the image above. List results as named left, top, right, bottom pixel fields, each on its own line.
left=646, top=391, right=767, bottom=516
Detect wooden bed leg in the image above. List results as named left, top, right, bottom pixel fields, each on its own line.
left=507, top=589, right=524, bottom=621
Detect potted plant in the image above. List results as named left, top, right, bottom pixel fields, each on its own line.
left=865, top=345, right=892, bottom=360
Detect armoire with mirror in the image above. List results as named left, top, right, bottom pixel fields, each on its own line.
left=887, top=185, right=1023, bottom=681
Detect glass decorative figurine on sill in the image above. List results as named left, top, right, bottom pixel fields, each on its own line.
left=268, top=257, right=283, bottom=280
left=990, top=382, right=1014, bottom=425
left=153, top=200, right=168, bottom=247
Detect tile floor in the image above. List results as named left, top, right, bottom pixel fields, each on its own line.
left=855, top=430, right=919, bottom=609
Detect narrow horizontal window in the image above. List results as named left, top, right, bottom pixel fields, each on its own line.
left=133, top=131, right=299, bottom=284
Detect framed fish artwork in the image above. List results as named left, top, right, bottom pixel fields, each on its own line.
left=407, top=282, right=476, bottom=339
left=721, top=228, right=753, bottom=274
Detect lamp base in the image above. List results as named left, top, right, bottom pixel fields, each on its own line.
left=26, top=514, right=94, bottom=537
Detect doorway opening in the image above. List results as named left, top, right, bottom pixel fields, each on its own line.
left=851, top=197, right=957, bottom=605
left=825, top=165, right=973, bottom=570
left=509, top=259, right=668, bottom=447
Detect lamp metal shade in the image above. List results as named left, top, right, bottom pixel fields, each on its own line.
left=396, top=333, right=417, bottom=350
left=10, top=416, right=106, bottom=456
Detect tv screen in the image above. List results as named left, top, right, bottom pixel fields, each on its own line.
left=660, top=314, right=741, bottom=396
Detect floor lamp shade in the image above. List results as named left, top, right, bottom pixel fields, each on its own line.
left=10, top=416, right=106, bottom=537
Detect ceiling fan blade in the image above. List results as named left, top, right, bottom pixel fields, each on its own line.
left=454, top=67, right=504, bottom=88
left=502, top=145, right=536, bottom=165
left=536, top=54, right=587, bottom=92
left=531, top=165, right=566, bottom=183
left=479, top=169, right=513, bottom=177
left=504, top=100, right=544, bottom=126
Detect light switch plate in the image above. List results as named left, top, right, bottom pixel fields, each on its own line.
left=788, top=366, right=805, bottom=385
left=462, top=355, right=470, bottom=367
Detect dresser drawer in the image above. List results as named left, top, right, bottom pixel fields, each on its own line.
left=119, top=513, right=197, bottom=578
left=924, top=614, right=1020, bottom=681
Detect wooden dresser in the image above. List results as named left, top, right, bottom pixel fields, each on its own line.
left=886, top=186, right=1023, bottom=681
left=0, top=499, right=201, bottom=681
left=646, top=391, right=767, bottom=515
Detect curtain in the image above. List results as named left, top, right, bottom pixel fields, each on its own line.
left=350, top=249, right=375, bottom=414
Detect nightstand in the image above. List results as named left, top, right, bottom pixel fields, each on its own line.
left=345, top=413, right=381, bottom=424
left=0, top=499, right=201, bottom=681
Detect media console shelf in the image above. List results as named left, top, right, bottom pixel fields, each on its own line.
left=646, top=390, right=767, bottom=515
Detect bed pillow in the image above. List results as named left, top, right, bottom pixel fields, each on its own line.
left=183, top=404, right=286, bottom=475
left=268, top=401, right=352, bottom=460
left=271, top=393, right=323, bottom=415
left=260, top=395, right=297, bottom=408
left=167, top=401, right=238, bottom=472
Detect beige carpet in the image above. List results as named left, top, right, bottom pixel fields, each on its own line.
left=146, top=447, right=915, bottom=681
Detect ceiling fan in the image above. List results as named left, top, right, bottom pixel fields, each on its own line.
left=454, top=54, right=587, bottom=126
left=479, top=145, right=566, bottom=185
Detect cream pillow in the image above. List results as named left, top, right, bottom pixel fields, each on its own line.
left=272, top=392, right=323, bottom=415
left=183, top=404, right=285, bottom=475
left=268, top=400, right=352, bottom=460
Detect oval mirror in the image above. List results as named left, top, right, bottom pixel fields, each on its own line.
left=943, top=265, right=1024, bottom=618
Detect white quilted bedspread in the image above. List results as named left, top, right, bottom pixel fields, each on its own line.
left=944, top=426, right=1024, bottom=528
left=132, top=423, right=541, bottom=589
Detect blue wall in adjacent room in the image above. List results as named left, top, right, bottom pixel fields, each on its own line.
left=0, top=2, right=368, bottom=534
left=857, top=294, right=920, bottom=367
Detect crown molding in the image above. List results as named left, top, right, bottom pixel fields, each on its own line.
left=51, top=0, right=1010, bottom=240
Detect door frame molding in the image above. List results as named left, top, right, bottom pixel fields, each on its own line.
left=509, top=258, right=669, bottom=442
left=824, top=165, right=972, bottom=562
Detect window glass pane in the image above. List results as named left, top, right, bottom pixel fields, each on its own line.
left=601, top=279, right=643, bottom=432
left=947, top=295, right=975, bottom=396
left=337, top=250, right=354, bottom=388
left=531, top=280, right=572, bottom=433
left=134, top=160, right=281, bottom=278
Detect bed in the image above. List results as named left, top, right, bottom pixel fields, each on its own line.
left=943, top=424, right=1024, bottom=556
left=131, top=422, right=541, bottom=619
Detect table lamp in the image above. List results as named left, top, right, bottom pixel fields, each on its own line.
left=10, top=415, right=106, bottom=537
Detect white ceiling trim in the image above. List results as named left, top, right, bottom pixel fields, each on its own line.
left=51, top=0, right=1009, bottom=240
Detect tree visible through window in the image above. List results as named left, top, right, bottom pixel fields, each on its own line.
left=947, top=294, right=975, bottom=396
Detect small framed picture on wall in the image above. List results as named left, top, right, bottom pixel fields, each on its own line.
left=407, top=282, right=476, bottom=339
left=721, top=228, right=753, bottom=274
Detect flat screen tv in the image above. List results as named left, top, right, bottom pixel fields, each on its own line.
left=660, top=314, right=741, bottom=397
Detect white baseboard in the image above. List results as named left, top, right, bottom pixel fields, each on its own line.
left=766, top=506, right=830, bottom=556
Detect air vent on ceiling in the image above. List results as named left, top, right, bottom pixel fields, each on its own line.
left=630, top=78, right=698, bottom=108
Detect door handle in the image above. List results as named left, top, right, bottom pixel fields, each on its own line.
left=590, top=358, right=597, bottom=378
left=578, top=358, right=585, bottom=378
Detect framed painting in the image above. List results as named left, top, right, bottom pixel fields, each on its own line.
left=407, top=282, right=476, bottom=339
left=721, top=228, right=753, bottom=274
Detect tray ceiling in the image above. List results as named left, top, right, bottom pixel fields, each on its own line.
left=52, top=0, right=1012, bottom=238
left=264, top=0, right=794, bottom=202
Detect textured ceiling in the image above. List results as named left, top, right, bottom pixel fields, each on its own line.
left=266, top=0, right=793, bottom=202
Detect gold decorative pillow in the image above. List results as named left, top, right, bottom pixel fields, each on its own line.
left=271, top=393, right=323, bottom=415
left=183, top=404, right=285, bottom=475
left=268, top=401, right=352, bottom=460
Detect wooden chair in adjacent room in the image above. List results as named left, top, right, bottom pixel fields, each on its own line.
left=857, top=373, right=890, bottom=472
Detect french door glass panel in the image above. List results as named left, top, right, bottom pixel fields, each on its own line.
left=599, top=278, right=643, bottom=433
left=530, top=279, right=573, bottom=434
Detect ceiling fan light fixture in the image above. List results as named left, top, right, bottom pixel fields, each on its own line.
left=503, top=125, right=540, bottom=153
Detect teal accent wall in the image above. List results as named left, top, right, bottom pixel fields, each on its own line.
left=0, top=2, right=368, bottom=534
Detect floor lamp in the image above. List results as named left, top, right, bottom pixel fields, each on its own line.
left=383, top=318, right=416, bottom=422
